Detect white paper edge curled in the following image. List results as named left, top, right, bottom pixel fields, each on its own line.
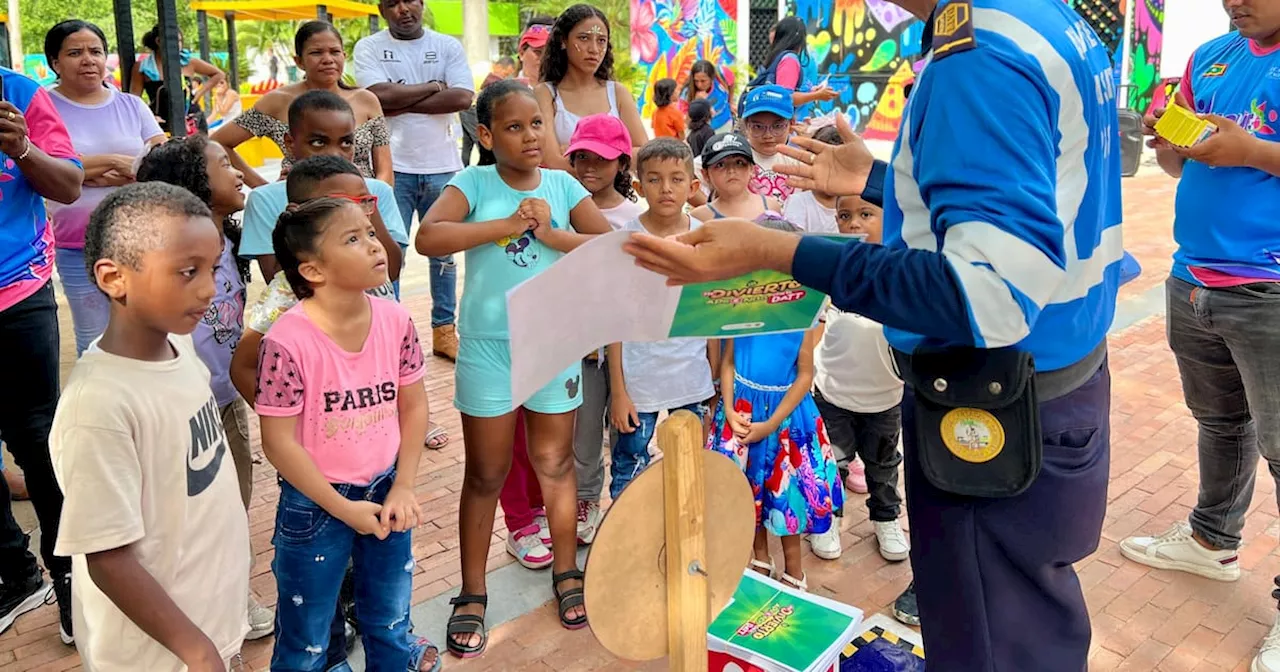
left=507, top=231, right=680, bottom=411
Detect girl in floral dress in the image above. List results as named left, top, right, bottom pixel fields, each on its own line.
left=707, top=217, right=841, bottom=591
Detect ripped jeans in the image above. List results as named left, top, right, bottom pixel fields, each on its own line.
left=271, top=469, right=430, bottom=671
left=609, top=403, right=705, bottom=500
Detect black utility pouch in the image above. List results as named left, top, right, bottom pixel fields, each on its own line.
left=898, top=347, right=1042, bottom=498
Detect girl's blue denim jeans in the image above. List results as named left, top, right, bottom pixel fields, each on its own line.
left=271, top=469, right=431, bottom=671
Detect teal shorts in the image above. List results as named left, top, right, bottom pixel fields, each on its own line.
left=454, top=337, right=583, bottom=418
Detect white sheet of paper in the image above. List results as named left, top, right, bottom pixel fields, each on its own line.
left=507, top=231, right=680, bottom=410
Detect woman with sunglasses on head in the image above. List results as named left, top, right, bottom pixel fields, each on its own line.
left=680, top=60, right=735, bottom=133
left=534, top=4, right=648, bottom=170
left=212, top=20, right=392, bottom=188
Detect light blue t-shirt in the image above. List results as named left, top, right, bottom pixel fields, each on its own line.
left=448, top=166, right=590, bottom=340
left=239, top=177, right=409, bottom=258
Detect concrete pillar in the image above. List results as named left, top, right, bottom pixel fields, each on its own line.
left=6, top=0, right=21, bottom=72
left=461, top=0, right=489, bottom=66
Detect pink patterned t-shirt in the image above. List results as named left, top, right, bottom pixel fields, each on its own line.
left=255, top=297, right=426, bottom=485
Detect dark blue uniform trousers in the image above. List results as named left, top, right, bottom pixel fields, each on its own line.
left=904, top=361, right=1110, bottom=671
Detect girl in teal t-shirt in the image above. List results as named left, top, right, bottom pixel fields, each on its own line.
left=416, top=79, right=611, bottom=659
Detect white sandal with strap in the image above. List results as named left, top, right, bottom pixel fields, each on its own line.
left=779, top=572, right=808, bottom=592
left=748, top=558, right=775, bottom=578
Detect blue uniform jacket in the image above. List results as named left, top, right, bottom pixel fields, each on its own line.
left=792, top=0, right=1125, bottom=372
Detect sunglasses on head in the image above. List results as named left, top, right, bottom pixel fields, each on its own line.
left=327, top=193, right=378, bottom=215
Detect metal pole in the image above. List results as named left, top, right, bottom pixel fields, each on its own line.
left=369, top=14, right=379, bottom=34
left=226, top=12, right=239, bottom=92
left=197, top=10, right=211, bottom=112
left=317, top=4, right=328, bottom=21
left=114, top=0, right=136, bottom=92
left=157, top=0, right=186, bottom=135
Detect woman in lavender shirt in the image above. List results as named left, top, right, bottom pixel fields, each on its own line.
left=45, top=20, right=165, bottom=355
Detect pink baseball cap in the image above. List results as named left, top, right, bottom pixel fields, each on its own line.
left=520, top=24, right=550, bottom=51
left=564, top=114, right=633, bottom=160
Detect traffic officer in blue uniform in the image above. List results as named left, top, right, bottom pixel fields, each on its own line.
left=625, top=0, right=1122, bottom=669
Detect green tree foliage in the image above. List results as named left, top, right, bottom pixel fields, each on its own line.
left=22, top=0, right=208, bottom=58
left=20, top=1, right=642, bottom=95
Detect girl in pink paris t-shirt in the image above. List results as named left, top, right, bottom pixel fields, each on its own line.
left=255, top=198, right=440, bottom=671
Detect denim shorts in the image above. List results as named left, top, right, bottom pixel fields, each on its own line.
left=453, top=337, right=583, bottom=418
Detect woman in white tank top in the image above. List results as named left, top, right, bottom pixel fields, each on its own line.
left=533, top=4, right=649, bottom=170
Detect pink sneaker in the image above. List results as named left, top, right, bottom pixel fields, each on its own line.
left=506, top=523, right=553, bottom=569
left=845, top=456, right=868, bottom=494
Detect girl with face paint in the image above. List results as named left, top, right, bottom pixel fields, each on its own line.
left=532, top=4, right=650, bottom=170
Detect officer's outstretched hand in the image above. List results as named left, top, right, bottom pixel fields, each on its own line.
left=623, top=218, right=801, bottom=286
left=774, top=113, right=874, bottom=197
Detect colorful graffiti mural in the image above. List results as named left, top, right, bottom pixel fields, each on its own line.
left=788, top=0, right=923, bottom=139
left=1128, top=0, right=1165, bottom=114
left=1065, top=0, right=1127, bottom=93
left=632, top=0, right=739, bottom=121
left=630, top=0, right=1137, bottom=139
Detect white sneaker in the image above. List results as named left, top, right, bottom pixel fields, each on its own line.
left=1254, top=612, right=1280, bottom=672
left=1120, top=521, right=1240, bottom=581
left=533, top=511, right=552, bottom=547
left=874, top=520, right=910, bottom=562
left=809, top=524, right=843, bottom=560
left=246, top=594, right=275, bottom=640
left=576, top=500, right=603, bottom=545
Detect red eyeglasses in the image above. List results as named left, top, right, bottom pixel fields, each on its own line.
left=327, top=193, right=378, bottom=215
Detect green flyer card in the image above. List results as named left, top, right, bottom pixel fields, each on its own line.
left=708, top=571, right=861, bottom=671
left=667, top=234, right=864, bottom=339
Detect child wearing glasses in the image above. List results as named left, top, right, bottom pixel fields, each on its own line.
left=690, top=84, right=801, bottom=206
left=238, top=91, right=408, bottom=296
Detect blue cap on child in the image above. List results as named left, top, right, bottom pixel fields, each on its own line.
left=741, top=84, right=794, bottom=120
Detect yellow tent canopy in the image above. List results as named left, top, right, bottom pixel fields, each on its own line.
left=189, top=0, right=378, bottom=22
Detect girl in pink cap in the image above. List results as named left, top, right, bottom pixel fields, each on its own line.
left=563, top=113, right=644, bottom=543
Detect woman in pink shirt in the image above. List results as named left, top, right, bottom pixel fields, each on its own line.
left=256, top=198, right=441, bottom=672
left=758, top=17, right=837, bottom=112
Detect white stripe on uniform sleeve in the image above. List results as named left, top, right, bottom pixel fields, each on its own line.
left=973, top=7, right=1090, bottom=265
left=943, top=221, right=1067, bottom=308
left=943, top=255, right=1032, bottom=348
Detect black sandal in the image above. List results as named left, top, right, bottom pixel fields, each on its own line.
left=552, top=569, right=588, bottom=630
left=446, top=593, right=488, bottom=658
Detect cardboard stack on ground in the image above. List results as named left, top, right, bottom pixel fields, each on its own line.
left=707, top=571, right=861, bottom=672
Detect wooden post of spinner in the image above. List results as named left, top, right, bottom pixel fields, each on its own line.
left=661, top=411, right=710, bottom=671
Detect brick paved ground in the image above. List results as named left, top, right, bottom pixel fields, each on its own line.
left=5, top=168, right=1278, bottom=671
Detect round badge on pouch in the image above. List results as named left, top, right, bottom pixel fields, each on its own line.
left=940, top=408, right=1005, bottom=463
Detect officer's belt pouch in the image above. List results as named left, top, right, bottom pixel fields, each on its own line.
left=899, top=347, right=1042, bottom=498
